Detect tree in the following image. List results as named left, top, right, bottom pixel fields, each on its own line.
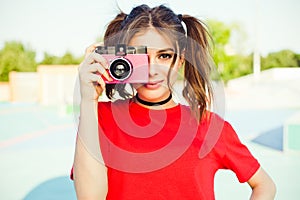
left=0, top=41, right=37, bottom=81
left=206, top=20, right=252, bottom=83
left=40, top=53, right=60, bottom=65
left=60, top=52, right=82, bottom=64
left=206, top=19, right=231, bottom=67
left=261, top=50, right=299, bottom=70
left=40, top=51, right=83, bottom=65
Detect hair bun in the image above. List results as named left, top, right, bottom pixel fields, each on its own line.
left=177, top=14, right=183, bottom=22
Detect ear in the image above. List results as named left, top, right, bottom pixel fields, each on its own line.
left=178, top=49, right=186, bottom=67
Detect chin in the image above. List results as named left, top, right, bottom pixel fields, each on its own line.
left=136, top=86, right=170, bottom=102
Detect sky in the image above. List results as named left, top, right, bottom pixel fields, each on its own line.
left=0, top=0, right=299, bottom=61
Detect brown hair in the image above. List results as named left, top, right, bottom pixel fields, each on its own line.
left=103, top=4, right=213, bottom=121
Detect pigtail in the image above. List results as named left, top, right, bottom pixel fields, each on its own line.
left=104, top=12, right=126, bottom=44
left=181, top=15, right=213, bottom=121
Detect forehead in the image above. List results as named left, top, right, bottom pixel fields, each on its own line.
left=128, top=28, right=174, bottom=50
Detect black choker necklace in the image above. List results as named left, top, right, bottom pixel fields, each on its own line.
left=135, top=93, right=172, bottom=106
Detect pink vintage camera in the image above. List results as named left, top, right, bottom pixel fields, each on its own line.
left=95, top=44, right=149, bottom=84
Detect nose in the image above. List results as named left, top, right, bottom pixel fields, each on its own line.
left=148, top=56, right=158, bottom=77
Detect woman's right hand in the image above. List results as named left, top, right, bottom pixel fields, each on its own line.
left=78, top=43, right=112, bottom=101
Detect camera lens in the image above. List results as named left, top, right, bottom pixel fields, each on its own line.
left=109, top=58, right=132, bottom=81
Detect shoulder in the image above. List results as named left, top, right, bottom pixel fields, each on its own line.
left=197, top=111, right=236, bottom=158
left=199, top=111, right=232, bottom=132
left=98, top=99, right=130, bottom=109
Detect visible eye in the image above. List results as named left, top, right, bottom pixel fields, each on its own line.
left=158, top=53, right=173, bottom=60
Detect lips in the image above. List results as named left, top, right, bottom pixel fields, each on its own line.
left=144, top=80, right=163, bottom=89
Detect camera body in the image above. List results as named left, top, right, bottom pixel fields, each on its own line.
left=95, top=44, right=148, bottom=84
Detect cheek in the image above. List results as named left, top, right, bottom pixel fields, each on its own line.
left=168, top=60, right=184, bottom=83
left=132, top=83, right=143, bottom=90
left=167, top=68, right=179, bottom=85
left=170, top=69, right=179, bottom=79
left=151, top=64, right=170, bottom=76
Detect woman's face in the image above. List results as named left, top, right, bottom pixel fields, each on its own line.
left=129, top=28, right=184, bottom=103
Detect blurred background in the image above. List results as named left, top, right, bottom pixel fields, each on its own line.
left=0, top=0, right=299, bottom=199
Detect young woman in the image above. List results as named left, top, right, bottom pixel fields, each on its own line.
left=72, top=4, right=276, bottom=200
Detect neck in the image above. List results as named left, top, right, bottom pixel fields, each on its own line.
left=135, top=93, right=173, bottom=107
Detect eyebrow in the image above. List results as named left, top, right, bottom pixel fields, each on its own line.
left=156, top=48, right=175, bottom=53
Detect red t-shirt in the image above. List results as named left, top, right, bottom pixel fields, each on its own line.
left=95, top=100, right=260, bottom=200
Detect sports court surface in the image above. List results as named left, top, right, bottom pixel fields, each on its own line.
left=1, top=70, right=300, bottom=199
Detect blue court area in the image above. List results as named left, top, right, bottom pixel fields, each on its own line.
left=0, top=102, right=300, bottom=199
left=0, top=102, right=77, bottom=200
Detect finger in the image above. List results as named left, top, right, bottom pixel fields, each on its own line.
left=84, top=42, right=104, bottom=58
left=85, top=73, right=101, bottom=83
left=92, top=74, right=106, bottom=91
left=85, top=52, right=109, bottom=69
left=95, top=85, right=103, bottom=96
left=96, top=76, right=106, bottom=90
left=88, top=63, right=112, bottom=81
left=88, top=63, right=105, bottom=73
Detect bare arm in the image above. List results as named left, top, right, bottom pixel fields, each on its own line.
left=73, top=126, right=108, bottom=199
left=73, top=43, right=112, bottom=199
left=248, top=167, right=276, bottom=200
